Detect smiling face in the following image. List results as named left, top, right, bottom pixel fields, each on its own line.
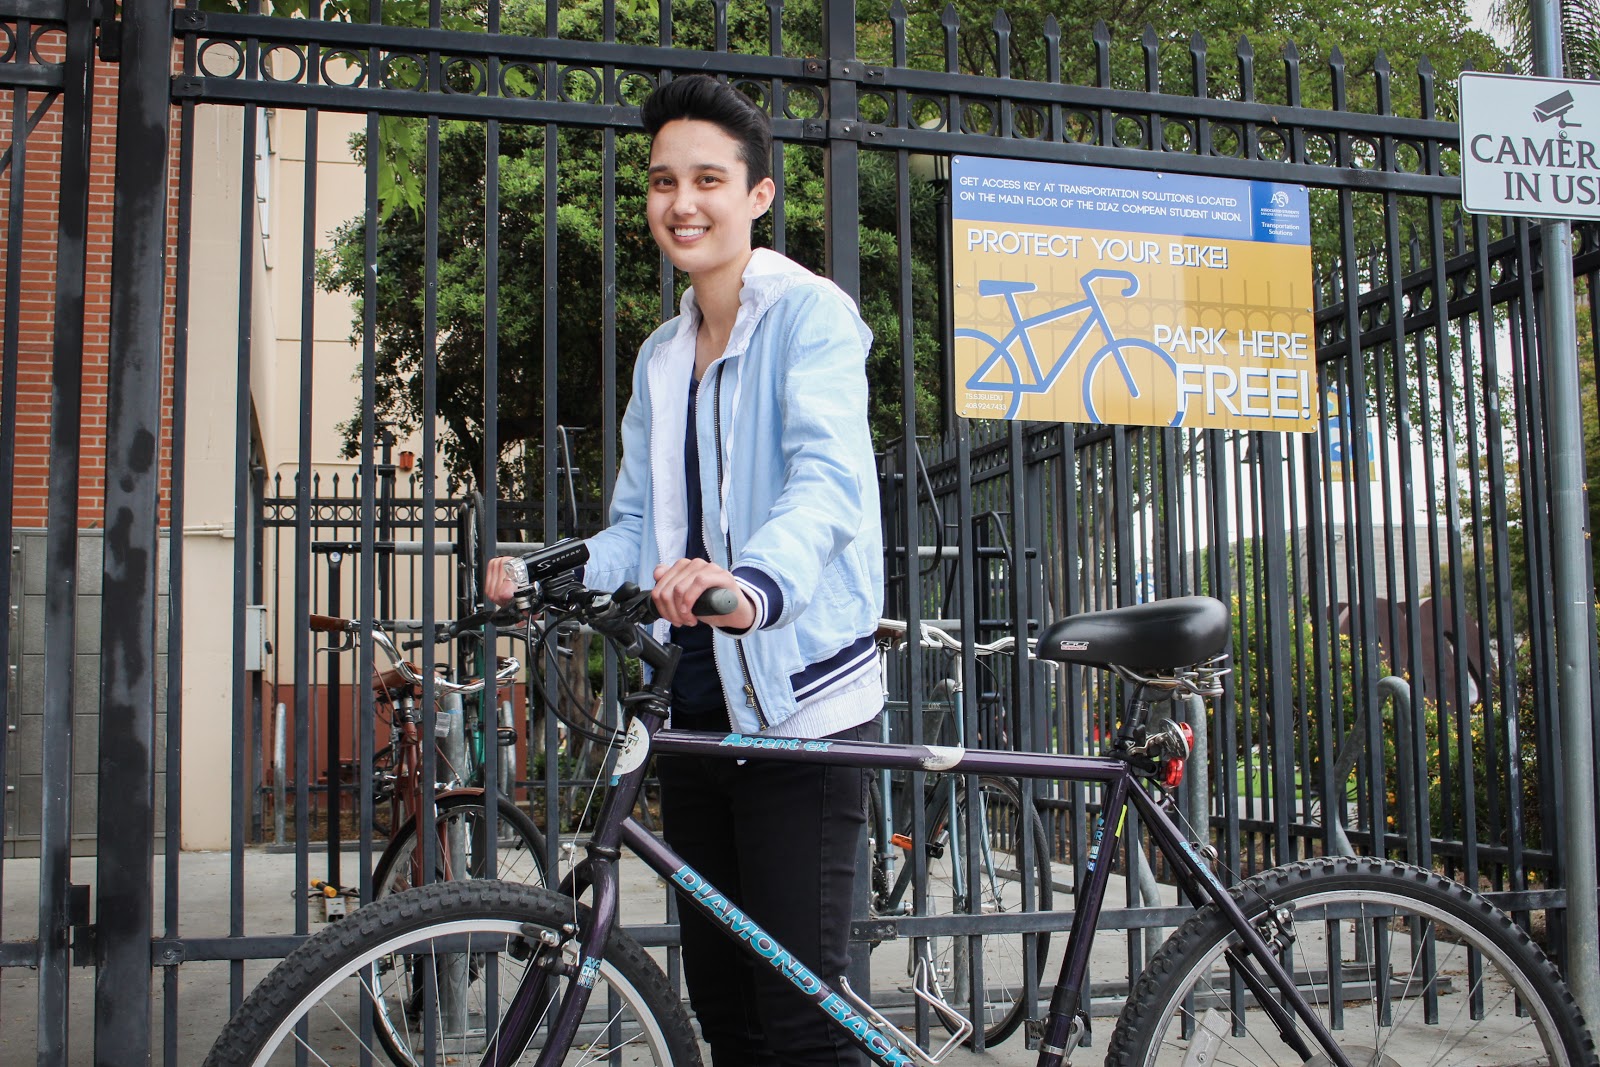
left=646, top=118, right=775, bottom=290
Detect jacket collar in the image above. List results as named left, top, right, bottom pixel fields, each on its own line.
left=666, top=248, right=870, bottom=359
left=645, top=250, right=870, bottom=569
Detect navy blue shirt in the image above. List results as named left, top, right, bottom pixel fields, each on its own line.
left=670, top=376, right=726, bottom=721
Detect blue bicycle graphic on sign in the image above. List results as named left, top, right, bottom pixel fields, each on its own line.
left=958, top=269, right=1187, bottom=426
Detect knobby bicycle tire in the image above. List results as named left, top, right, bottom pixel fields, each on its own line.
left=203, top=880, right=701, bottom=1067
left=870, top=773, right=1054, bottom=1047
left=373, top=793, right=547, bottom=897
left=1106, top=856, right=1597, bottom=1067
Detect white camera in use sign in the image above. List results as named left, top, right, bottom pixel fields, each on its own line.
left=1459, top=71, right=1600, bottom=221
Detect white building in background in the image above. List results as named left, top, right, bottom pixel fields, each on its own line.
left=182, top=105, right=443, bottom=849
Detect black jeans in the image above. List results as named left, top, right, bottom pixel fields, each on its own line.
left=657, top=713, right=874, bottom=1067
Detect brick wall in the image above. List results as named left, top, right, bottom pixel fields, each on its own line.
left=1, top=41, right=182, bottom=530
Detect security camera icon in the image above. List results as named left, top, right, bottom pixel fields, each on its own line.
left=1532, top=90, right=1582, bottom=129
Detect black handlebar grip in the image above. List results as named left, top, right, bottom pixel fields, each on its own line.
left=693, top=586, right=740, bottom=618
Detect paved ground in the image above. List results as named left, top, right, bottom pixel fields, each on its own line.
left=0, top=847, right=1059, bottom=1066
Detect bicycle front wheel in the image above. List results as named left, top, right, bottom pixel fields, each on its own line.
left=373, top=793, right=546, bottom=897
left=203, top=880, right=700, bottom=1067
left=922, top=774, right=1054, bottom=1047
left=1107, top=856, right=1597, bottom=1067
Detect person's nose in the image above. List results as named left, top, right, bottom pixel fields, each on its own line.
left=668, top=185, right=700, bottom=218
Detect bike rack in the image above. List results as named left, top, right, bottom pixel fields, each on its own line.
left=836, top=957, right=973, bottom=1066
left=1325, top=675, right=1415, bottom=862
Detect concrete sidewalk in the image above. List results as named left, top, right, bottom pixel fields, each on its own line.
left=1, top=846, right=1064, bottom=1066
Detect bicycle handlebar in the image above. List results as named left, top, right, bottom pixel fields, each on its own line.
left=505, top=539, right=737, bottom=628
left=875, top=617, right=1032, bottom=658
left=399, top=604, right=526, bottom=650
left=306, top=612, right=521, bottom=697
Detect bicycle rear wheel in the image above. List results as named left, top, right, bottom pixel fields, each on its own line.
left=879, top=774, right=1053, bottom=1047
left=374, top=793, right=546, bottom=897
left=203, top=880, right=700, bottom=1067
left=1108, top=856, right=1597, bottom=1067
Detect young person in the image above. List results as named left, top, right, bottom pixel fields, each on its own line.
left=486, top=74, right=882, bottom=1066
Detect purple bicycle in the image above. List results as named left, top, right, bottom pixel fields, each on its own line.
left=205, top=542, right=1595, bottom=1067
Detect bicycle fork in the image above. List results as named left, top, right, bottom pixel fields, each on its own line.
left=1031, top=774, right=1358, bottom=1067
left=477, top=708, right=662, bottom=1066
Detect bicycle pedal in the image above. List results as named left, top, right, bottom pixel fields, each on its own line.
left=890, top=833, right=914, bottom=850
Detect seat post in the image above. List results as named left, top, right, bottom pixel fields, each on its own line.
left=1118, top=684, right=1159, bottom=744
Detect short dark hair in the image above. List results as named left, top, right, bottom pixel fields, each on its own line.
left=641, top=75, right=772, bottom=188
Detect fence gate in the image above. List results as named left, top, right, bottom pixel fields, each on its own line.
left=4, top=0, right=1600, bottom=1061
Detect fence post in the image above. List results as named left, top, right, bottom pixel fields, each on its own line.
left=821, top=0, right=870, bottom=995
left=1527, top=0, right=1599, bottom=1022
left=34, top=3, right=94, bottom=1064
left=94, top=0, right=173, bottom=1060
left=821, top=0, right=860, bottom=301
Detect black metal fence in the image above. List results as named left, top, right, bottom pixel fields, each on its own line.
left=4, top=0, right=1600, bottom=1060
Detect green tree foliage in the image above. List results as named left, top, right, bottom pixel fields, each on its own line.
left=305, top=0, right=1505, bottom=497
left=312, top=0, right=953, bottom=493
left=1489, top=0, right=1600, bottom=77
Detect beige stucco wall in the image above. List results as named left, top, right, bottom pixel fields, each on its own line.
left=182, top=101, right=451, bottom=850
left=181, top=103, right=273, bottom=851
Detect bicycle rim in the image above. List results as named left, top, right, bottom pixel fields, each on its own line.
left=206, top=882, right=695, bottom=1067
left=1109, top=858, right=1595, bottom=1067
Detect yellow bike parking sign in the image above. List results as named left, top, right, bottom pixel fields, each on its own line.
left=951, top=157, right=1318, bottom=432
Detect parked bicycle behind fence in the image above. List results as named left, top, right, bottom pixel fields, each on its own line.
left=307, top=613, right=546, bottom=899
left=869, top=615, right=1055, bottom=1048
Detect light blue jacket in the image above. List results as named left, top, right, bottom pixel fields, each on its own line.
left=583, top=249, right=884, bottom=738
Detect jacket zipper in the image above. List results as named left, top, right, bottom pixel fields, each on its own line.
left=712, top=362, right=769, bottom=730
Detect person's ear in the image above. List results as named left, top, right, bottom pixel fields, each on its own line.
left=750, top=176, right=776, bottom=219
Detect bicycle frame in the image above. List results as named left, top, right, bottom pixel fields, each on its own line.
left=486, top=710, right=1359, bottom=1067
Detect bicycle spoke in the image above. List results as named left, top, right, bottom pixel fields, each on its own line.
left=570, top=1005, right=654, bottom=1067
left=285, top=969, right=394, bottom=1066
left=287, top=1031, right=342, bottom=1067
left=362, top=963, right=414, bottom=1058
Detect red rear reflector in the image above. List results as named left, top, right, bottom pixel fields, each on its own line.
left=1160, top=722, right=1195, bottom=788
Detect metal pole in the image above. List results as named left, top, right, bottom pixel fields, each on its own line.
left=1527, top=0, right=1598, bottom=1022
left=439, top=692, right=469, bottom=1031
left=94, top=0, right=171, bottom=1058
left=274, top=704, right=287, bottom=846
left=821, top=0, right=869, bottom=995
left=326, top=553, right=344, bottom=890
left=35, top=3, right=93, bottom=1063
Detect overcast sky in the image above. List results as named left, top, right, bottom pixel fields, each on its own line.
left=1467, top=0, right=1512, bottom=48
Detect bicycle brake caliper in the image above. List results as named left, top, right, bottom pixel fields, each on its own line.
left=1257, top=906, right=1296, bottom=954
left=520, top=921, right=579, bottom=974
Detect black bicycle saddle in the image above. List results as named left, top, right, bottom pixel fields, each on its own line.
left=1035, top=596, right=1229, bottom=670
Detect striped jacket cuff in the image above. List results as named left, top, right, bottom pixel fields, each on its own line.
left=733, top=566, right=784, bottom=630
